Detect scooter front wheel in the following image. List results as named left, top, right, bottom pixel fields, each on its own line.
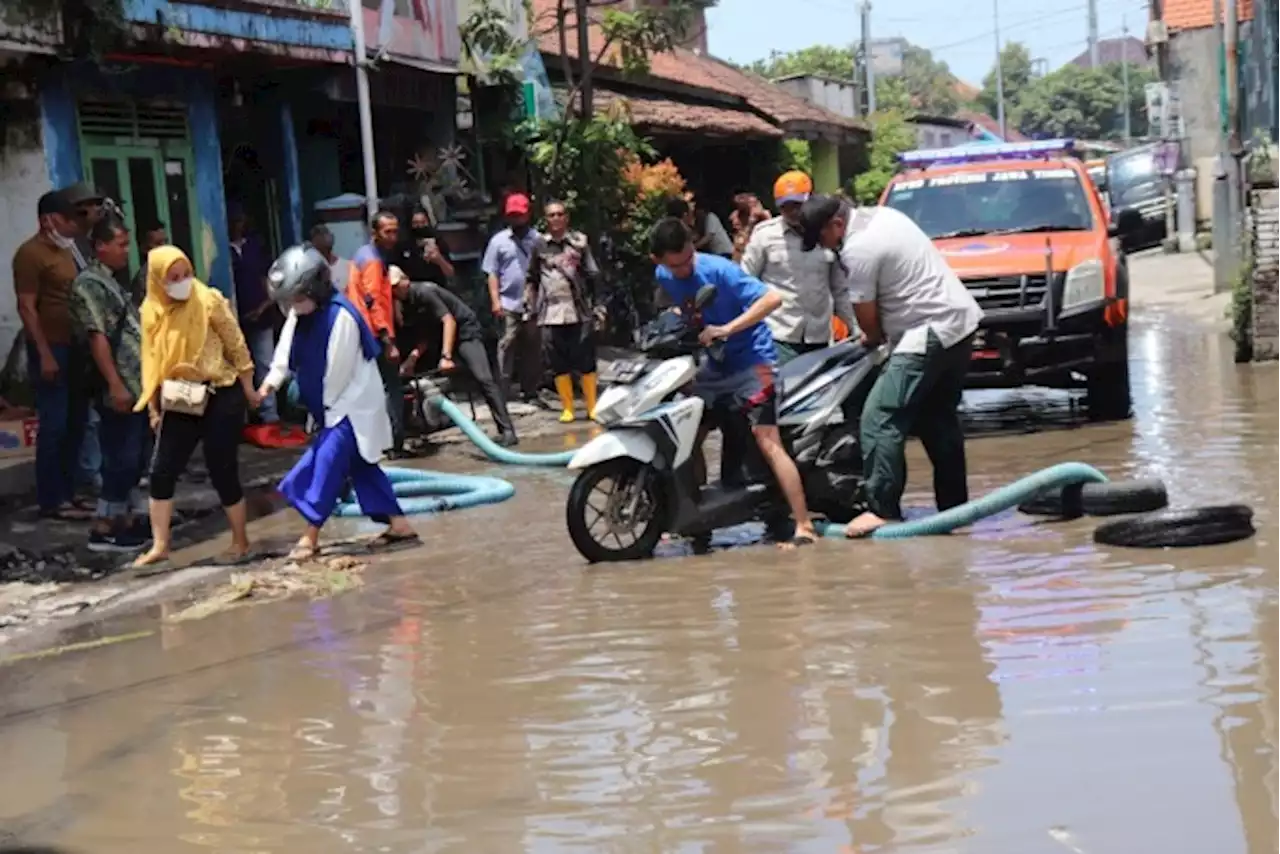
left=566, top=458, right=667, bottom=562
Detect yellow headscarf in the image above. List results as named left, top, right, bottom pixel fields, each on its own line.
left=136, top=246, right=223, bottom=412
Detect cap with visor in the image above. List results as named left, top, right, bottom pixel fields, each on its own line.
left=773, top=171, right=814, bottom=206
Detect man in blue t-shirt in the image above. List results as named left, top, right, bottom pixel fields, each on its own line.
left=650, top=218, right=818, bottom=547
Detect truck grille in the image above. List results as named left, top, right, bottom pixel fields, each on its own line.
left=960, top=274, right=1057, bottom=311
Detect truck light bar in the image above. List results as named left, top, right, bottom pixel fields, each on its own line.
left=898, top=138, right=1078, bottom=170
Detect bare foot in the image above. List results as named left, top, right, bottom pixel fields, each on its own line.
left=132, top=545, right=170, bottom=568
left=844, top=511, right=887, bottom=538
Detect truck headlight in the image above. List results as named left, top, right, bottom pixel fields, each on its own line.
left=1061, top=260, right=1105, bottom=310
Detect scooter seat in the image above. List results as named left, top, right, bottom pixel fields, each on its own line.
left=777, top=340, right=868, bottom=397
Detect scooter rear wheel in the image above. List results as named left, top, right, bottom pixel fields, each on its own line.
left=567, top=458, right=667, bottom=563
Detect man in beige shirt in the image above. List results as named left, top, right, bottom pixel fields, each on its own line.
left=740, top=170, right=856, bottom=364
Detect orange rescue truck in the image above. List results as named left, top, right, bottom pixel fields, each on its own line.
left=880, top=139, right=1143, bottom=420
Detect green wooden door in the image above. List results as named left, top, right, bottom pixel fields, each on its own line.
left=82, top=143, right=204, bottom=280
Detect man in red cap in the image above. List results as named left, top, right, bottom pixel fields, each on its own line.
left=482, top=192, right=541, bottom=403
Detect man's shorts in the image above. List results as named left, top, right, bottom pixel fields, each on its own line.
left=693, top=362, right=777, bottom=428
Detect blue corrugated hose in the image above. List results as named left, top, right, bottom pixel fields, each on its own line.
left=432, top=397, right=577, bottom=467
left=815, top=461, right=1110, bottom=539
left=334, top=467, right=516, bottom=517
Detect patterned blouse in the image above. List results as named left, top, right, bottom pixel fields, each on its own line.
left=153, top=290, right=255, bottom=389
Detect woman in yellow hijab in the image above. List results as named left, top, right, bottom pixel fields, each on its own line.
left=134, top=246, right=263, bottom=568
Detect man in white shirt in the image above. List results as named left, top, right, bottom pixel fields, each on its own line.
left=799, top=194, right=984, bottom=538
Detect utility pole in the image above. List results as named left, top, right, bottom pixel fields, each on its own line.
left=1121, top=17, right=1132, bottom=143
left=349, top=0, right=379, bottom=219
left=575, top=0, right=593, bottom=117
left=1087, top=0, right=1100, bottom=67
left=861, top=1, right=877, bottom=115
left=993, top=0, right=1006, bottom=138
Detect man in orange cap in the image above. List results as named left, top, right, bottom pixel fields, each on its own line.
left=741, top=171, right=855, bottom=365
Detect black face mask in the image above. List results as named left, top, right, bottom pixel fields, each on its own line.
left=411, top=226, right=432, bottom=240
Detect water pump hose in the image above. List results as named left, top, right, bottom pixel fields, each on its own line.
left=815, top=462, right=1109, bottom=539
left=331, top=392, right=1110, bottom=540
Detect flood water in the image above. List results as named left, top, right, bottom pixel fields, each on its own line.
left=0, top=312, right=1275, bottom=853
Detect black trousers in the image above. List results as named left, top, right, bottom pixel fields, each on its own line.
left=149, top=384, right=246, bottom=507
left=456, top=338, right=517, bottom=437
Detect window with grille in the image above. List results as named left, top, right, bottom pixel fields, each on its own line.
left=78, top=98, right=189, bottom=141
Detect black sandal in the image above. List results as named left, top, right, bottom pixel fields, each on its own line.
left=367, top=530, right=421, bottom=551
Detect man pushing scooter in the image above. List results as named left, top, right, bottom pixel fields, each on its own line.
left=650, top=218, right=820, bottom=549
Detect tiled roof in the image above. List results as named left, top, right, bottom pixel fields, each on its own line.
left=956, top=109, right=1029, bottom=142
left=529, top=0, right=865, bottom=138
left=1067, top=36, right=1153, bottom=67
left=1162, top=0, right=1252, bottom=30
left=588, top=87, right=783, bottom=137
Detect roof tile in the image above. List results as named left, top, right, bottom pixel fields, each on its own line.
left=1162, top=0, right=1253, bottom=31
left=529, top=0, right=865, bottom=136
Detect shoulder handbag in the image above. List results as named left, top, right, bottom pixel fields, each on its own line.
left=160, top=379, right=210, bottom=416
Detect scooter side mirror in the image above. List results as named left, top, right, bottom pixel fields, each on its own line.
left=694, top=284, right=717, bottom=308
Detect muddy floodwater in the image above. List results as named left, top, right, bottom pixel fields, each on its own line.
left=0, top=314, right=1275, bottom=853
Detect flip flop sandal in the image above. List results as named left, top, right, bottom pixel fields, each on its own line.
left=286, top=543, right=319, bottom=562
left=367, top=531, right=421, bottom=552
left=132, top=557, right=174, bottom=577
left=216, top=550, right=258, bottom=568
left=784, top=533, right=818, bottom=548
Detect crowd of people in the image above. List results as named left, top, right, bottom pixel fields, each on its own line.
left=9, top=161, right=982, bottom=560
left=12, top=183, right=269, bottom=561
left=645, top=169, right=983, bottom=540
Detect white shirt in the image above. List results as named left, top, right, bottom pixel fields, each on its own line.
left=265, top=308, right=392, bottom=464
left=840, top=206, right=983, bottom=355
left=741, top=216, right=855, bottom=344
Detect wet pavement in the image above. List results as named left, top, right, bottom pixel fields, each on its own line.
left=0, top=301, right=1276, bottom=852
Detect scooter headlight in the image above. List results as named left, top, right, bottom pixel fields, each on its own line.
left=1061, top=260, right=1105, bottom=311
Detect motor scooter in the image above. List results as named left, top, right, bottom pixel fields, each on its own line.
left=565, top=285, right=886, bottom=562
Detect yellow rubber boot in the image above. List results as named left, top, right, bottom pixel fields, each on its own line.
left=555, top=374, right=576, bottom=422
left=582, top=372, right=599, bottom=421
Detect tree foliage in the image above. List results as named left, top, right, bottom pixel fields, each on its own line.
left=851, top=111, right=916, bottom=204
left=977, top=42, right=1034, bottom=122
left=745, top=41, right=962, bottom=116
left=1016, top=62, right=1158, bottom=140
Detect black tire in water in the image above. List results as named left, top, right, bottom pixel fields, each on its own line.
left=1093, top=504, right=1256, bottom=548
left=566, top=458, right=667, bottom=563
left=1086, top=325, right=1132, bottom=421
left=1018, top=478, right=1169, bottom=518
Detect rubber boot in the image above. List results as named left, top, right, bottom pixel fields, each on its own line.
left=581, top=372, right=598, bottom=421
left=555, top=374, right=576, bottom=423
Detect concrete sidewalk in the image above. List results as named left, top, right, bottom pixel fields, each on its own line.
left=1127, top=249, right=1231, bottom=332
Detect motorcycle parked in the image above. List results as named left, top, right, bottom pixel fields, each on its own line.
left=565, top=285, right=886, bottom=562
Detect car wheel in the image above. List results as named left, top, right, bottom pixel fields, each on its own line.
left=1087, top=325, right=1131, bottom=421
left=1093, top=505, right=1256, bottom=548
left=1018, top=478, right=1168, bottom=517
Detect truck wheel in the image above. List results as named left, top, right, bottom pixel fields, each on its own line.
left=566, top=458, right=667, bottom=563
left=1087, top=325, right=1131, bottom=421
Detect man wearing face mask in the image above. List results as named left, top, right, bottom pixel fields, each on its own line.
left=12, top=190, right=92, bottom=520
left=399, top=208, right=455, bottom=286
